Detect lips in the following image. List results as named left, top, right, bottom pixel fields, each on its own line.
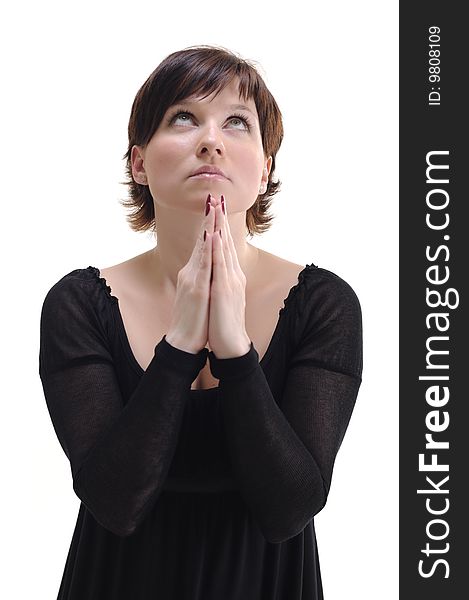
left=189, top=165, right=228, bottom=178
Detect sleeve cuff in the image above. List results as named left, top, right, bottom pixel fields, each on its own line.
left=208, top=342, right=259, bottom=381
left=154, top=335, right=209, bottom=378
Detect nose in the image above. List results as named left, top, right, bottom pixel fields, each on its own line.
left=196, top=122, right=225, bottom=158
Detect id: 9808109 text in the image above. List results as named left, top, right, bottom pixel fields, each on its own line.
left=428, top=26, right=441, bottom=106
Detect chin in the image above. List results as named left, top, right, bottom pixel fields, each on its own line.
left=197, top=186, right=227, bottom=201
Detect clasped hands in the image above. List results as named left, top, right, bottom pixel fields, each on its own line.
left=166, top=194, right=252, bottom=359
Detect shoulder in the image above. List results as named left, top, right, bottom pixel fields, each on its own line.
left=257, top=248, right=304, bottom=276
left=41, top=266, right=115, bottom=321
left=39, top=267, right=115, bottom=376
left=298, top=267, right=362, bottom=342
left=98, top=251, right=155, bottom=302
left=280, top=263, right=363, bottom=379
left=302, top=266, right=362, bottom=314
left=256, top=248, right=361, bottom=317
left=255, top=249, right=306, bottom=297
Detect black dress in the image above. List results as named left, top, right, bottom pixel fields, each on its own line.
left=39, top=263, right=362, bottom=600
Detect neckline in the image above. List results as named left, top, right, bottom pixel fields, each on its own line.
left=90, top=263, right=315, bottom=391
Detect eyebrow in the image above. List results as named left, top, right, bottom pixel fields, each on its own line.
left=228, top=104, right=256, bottom=116
left=173, top=101, right=256, bottom=116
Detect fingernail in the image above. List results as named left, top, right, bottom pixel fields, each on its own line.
left=204, top=230, right=207, bottom=241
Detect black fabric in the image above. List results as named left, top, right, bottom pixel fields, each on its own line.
left=39, top=264, right=362, bottom=600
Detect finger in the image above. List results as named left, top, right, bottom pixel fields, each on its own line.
left=215, top=201, right=234, bottom=273
left=186, top=195, right=215, bottom=283
left=187, top=196, right=209, bottom=249
left=221, top=195, right=242, bottom=274
left=206, top=194, right=216, bottom=233
left=197, top=197, right=215, bottom=277
left=211, top=220, right=227, bottom=287
left=197, top=228, right=213, bottom=288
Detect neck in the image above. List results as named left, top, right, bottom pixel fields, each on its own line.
left=142, top=205, right=260, bottom=295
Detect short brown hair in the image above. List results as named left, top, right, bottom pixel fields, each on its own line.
left=121, top=45, right=283, bottom=237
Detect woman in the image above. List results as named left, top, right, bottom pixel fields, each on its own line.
left=39, top=46, right=363, bottom=600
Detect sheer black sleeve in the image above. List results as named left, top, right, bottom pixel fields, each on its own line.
left=39, top=271, right=208, bottom=537
left=208, top=268, right=363, bottom=544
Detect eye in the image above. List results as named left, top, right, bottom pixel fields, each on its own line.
left=169, top=111, right=195, bottom=126
left=227, top=114, right=252, bottom=131
left=166, top=109, right=252, bottom=131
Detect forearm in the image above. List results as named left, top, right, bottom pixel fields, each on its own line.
left=72, top=337, right=208, bottom=537
left=209, top=346, right=326, bottom=544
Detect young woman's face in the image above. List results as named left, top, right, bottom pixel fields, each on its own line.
left=133, top=78, right=272, bottom=214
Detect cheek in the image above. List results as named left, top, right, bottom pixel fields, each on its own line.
left=146, top=137, right=188, bottom=175
left=236, top=147, right=264, bottom=186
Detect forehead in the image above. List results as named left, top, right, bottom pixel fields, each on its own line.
left=176, top=78, right=257, bottom=111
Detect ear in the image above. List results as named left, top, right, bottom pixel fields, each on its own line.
left=131, top=145, right=147, bottom=185
left=259, top=156, right=272, bottom=194
left=259, top=156, right=272, bottom=193
left=262, top=156, right=273, bottom=185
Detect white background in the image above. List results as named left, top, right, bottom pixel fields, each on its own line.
left=1, top=1, right=398, bottom=598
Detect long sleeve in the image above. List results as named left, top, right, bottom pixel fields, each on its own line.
left=208, top=268, right=363, bottom=544
left=39, top=272, right=208, bottom=537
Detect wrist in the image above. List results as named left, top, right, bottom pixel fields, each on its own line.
left=165, top=332, right=203, bottom=355
left=156, top=336, right=209, bottom=377
left=213, top=336, right=252, bottom=359
left=208, top=342, right=259, bottom=381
